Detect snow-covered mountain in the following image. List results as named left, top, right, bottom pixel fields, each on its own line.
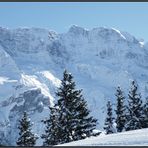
left=0, top=25, right=148, bottom=145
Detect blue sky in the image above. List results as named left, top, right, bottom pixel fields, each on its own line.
left=0, top=2, right=148, bottom=41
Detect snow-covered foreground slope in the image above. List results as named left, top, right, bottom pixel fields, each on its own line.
left=0, top=26, right=148, bottom=145
left=60, top=128, right=148, bottom=146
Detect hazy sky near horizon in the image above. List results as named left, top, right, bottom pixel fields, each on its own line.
left=0, top=2, right=148, bottom=41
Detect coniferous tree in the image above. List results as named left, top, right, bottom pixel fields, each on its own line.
left=104, top=101, right=115, bottom=134
left=115, top=86, right=126, bottom=132
left=125, top=80, right=143, bottom=131
left=73, top=94, right=97, bottom=141
left=16, top=112, right=38, bottom=146
left=141, top=97, right=148, bottom=128
left=41, top=107, right=60, bottom=146
left=55, top=70, right=97, bottom=144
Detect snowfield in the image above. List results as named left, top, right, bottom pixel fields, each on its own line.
left=59, top=128, right=148, bottom=146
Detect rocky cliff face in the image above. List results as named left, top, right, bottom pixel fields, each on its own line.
left=0, top=25, right=148, bottom=145
left=0, top=88, right=52, bottom=145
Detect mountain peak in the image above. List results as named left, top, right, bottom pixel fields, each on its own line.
left=68, top=25, right=88, bottom=35
left=68, top=25, right=129, bottom=41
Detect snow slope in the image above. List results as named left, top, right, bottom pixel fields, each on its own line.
left=60, top=128, right=148, bottom=146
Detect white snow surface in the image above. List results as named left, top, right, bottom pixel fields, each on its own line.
left=20, top=74, right=52, bottom=98
left=40, top=71, right=61, bottom=87
left=59, top=128, right=148, bottom=146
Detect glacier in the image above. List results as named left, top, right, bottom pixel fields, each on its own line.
left=0, top=25, right=148, bottom=145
